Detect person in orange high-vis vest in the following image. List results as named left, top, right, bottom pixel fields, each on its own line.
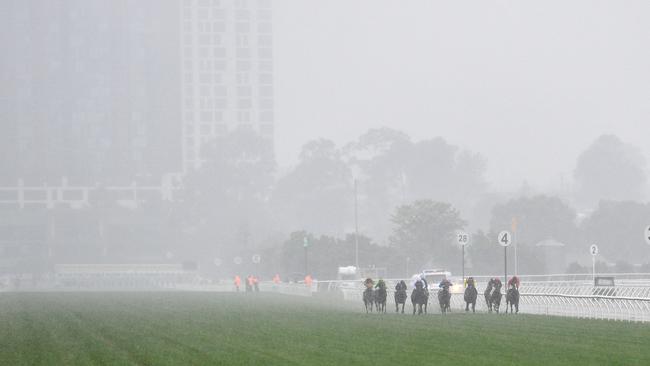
left=272, top=274, right=281, bottom=285
left=234, top=275, right=241, bottom=292
left=304, top=274, right=313, bottom=287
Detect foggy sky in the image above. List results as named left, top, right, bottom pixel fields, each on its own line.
left=274, top=0, right=650, bottom=191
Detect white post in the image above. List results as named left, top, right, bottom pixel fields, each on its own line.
left=592, top=255, right=596, bottom=285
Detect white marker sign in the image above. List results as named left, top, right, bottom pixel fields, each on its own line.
left=213, top=258, right=222, bottom=267
left=456, top=231, right=470, bottom=246
left=498, top=231, right=512, bottom=247
left=252, top=254, right=261, bottom=264
left=645, top=226, right=650, bottom=245
left=590, top=244, right=599, bottom=256
left=233, top=256, right=243, bottom=265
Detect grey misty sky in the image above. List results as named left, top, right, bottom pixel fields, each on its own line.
left=273, top=0, right=650, bottom=190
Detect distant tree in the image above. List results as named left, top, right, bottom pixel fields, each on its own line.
left=489, top=195, right=578, bottom=274
left=278, top=231, right=403, bottom=279
left=574, top=135, right=647, bottom=205
left=467, top=230, right=546, bottom=276
left=389, top=200, right=465, bottom=270
left=581, top=201, right=650, bottom=264
left=272, top=139, right=353, bottom=236
left=345, top=128, right=487, bottom=244
left=343, top=128, right=413, bottom=242
left=639, top=262, right=650, bottom=273
left=614, top=260, right=635, bottom=273
left=179, top=127, right=275, bottom=259
left=565, top=261, right=588, bottom=274
left=595, top=260, right=612, bottom=274
left=466, top=230, right=502, bottom=275
left=490, top=195, right=578, bottom=247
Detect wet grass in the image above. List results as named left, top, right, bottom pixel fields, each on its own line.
left=1, top=292, right=649, bottom=365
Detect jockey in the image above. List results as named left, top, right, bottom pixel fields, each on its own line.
left=374, top=279, right=386, bottom=289
left=363, top=277, right=374, bottom=289
left=438, top=278, right=452, bottom=288
left=420, top=275, right=429, bottom=291
left=508, top=276, right=520, bottom=289
left=410, top=274, right=428, bottom=291
left=395, top=280, right=407, bottom=291
left=466, top=277, right=475, bottom=287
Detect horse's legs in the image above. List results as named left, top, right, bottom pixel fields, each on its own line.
left=465, top=302, right=469, bottom=312
left=472, top=301, right=476, bottom=313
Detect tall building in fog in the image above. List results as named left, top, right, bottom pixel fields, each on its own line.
left=0, top=1, right=275, bottom=262
left=180, top=0, right=274, bottom=171
left=0, top=1, right=182, bottom=186
left=0, top=0, right=274, bottom=185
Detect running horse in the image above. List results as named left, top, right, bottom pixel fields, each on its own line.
left=484, top=278, right=495, bottom=313
left=394, top=280, right=408, bottom=313
left=490, top=279, right=503, bottom=314
left=411, top=280, right=428, bottom=315
left=362, top=278, right=375, bottom=313
left=437, top=280, right=452, bottom=314
left=506, top=276, right=520, bottom=314
left=464, top=277, right=478, bottom=313
left=374, top=279, right=388, bottom=313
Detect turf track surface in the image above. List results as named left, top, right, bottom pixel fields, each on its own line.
left=1, top=292, right=649, bottom=365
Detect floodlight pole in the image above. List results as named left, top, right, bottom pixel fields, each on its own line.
left=462, top=245, right=465, bottom=286
left=354, top=179, right=359, bottom=270
left=592, top=255, right=596, bottom=285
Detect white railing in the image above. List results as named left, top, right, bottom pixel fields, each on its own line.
left=299, top=278, right=650, bottom=322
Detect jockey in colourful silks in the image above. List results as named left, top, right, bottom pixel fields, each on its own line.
left=508, top=276, right=520, bottom=289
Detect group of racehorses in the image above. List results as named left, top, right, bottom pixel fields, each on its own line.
left=362, top=277, right=520, bottom=315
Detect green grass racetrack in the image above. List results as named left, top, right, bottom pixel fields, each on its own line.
left=1, top=292, right=649, bottom=365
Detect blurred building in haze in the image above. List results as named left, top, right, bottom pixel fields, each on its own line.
left=0, top=0, right=274, bottom=267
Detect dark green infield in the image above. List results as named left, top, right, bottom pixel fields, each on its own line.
left=1, top=292, right=649, bottom=365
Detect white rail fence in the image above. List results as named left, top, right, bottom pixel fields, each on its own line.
left=271, top=278, right=650, bottom=322
left=5, top=272, right=650, bottom=322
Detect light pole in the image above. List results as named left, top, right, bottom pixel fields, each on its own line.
left=498, top=231, right=512, bottom=286
left=303, top=236, right=309, bottom=275
left=354, top=179, right=359, bottom=270
left=456, top=231, right=469, bottom=286
left=590, top=244, right=598, bottom=285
